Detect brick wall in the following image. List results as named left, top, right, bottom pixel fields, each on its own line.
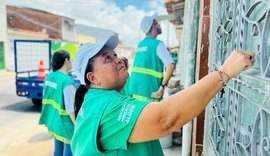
left=7, top=6, right=62, bottom=39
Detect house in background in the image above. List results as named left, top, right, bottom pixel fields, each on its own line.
left=5, top=5, right=75, bottom=71
left=75, top=24, right=99, bottom=43
left=7, top=6, right=75, bottom=41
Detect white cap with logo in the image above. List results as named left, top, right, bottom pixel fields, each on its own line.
left=140, top=12, right=157, bottom=34
left=72, top=34, right=119, bottom=85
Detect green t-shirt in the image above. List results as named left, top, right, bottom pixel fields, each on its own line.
left=71, top=89, right=164, bottom=156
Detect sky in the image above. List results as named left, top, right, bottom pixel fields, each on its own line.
left=5, top=0, right=178, bottom=48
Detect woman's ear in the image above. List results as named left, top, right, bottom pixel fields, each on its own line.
left=65, top=58, right=70, bottom=64
left=86, top=72, right=100, bottom=85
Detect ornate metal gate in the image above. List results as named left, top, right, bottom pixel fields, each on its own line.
left=203, top=0, right=270, bottom=155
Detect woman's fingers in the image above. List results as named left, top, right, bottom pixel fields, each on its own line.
left=244, top=59, right=254, bottom=70
left=243, top=53, right=255, bottom=61
left=220, top=50, right=256, bottom=77
left=242, top=51, right=255, bottom=57
left=241, top=51, right=255, bottom=71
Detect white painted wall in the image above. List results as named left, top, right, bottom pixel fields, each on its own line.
left=0, top=1, right=7, bottom=70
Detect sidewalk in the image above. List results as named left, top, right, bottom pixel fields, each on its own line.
left=0, top=70, right=15, bottom=76
left=0, top=71, right=15, bottom=80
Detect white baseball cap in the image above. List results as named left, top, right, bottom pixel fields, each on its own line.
left=140, top=12, right=158, bottom=34
left=72, top=34, right=119, bottom=85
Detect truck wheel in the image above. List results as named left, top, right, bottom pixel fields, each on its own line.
left=32, top=98, right=42, bottom=106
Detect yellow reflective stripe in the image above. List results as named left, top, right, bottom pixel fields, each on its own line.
left=48, top=130, right=70, bottom=144
left=132, top=67, right=164, bottom=78
left=42, top=99, right=69, bottom=116
left=132, top=94, right=160, bottom=102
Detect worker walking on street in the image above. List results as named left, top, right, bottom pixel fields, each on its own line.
left=127, top=12, right=175, bottom=101
left=39, top=50, right=76, bottom=156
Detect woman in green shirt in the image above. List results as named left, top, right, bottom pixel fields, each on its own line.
left=39, top=50, right=76, bottom=156
left=71, top=34, right=255, bottom=155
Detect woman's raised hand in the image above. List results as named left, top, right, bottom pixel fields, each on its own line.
left=219, top=50, right=255, bottom=78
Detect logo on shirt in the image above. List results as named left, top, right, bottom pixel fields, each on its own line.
left=136, top=47, right=147, bottom=53
left=79, top=108, right=85, bottom=118
left=45, top=81, right=57, bottom=89
left=118, top=102, right=136, bottom=124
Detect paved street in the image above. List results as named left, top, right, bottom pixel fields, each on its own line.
left=0, top=72, right=52, bottom=156
left=0, top=71, right=181, bottom=156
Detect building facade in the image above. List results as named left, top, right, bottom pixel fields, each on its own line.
left=5, top=6, right=75, bottom=71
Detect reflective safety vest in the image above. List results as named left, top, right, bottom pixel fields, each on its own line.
left=71, top=89, right=164, bottom=156
left=39, top=71, right=75, bottom=143
left=128, top=37, right=164, bottom=101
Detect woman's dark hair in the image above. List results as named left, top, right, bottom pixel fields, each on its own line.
left=74, top=57, right=95, bottom=118
left=51, top=50, right=70, bottom=71
left=74, top=85, right=88, bottom=117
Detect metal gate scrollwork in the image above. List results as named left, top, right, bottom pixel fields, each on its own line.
left=205, top=0, right=270, bottom=156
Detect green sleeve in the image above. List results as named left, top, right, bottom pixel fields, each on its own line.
left=99, top=95, right=149, bottom=151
